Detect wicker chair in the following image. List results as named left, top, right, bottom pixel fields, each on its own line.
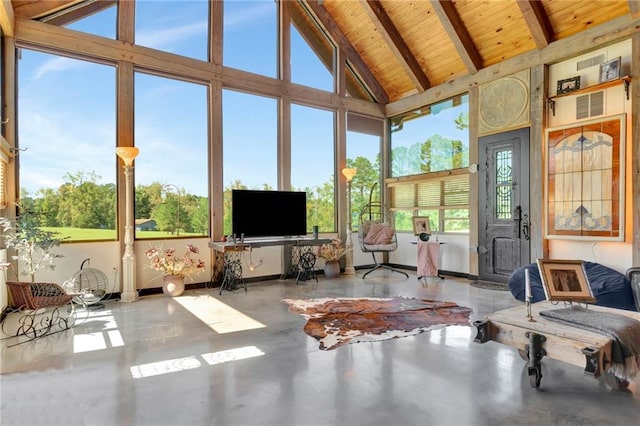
left=2, top=281, right=77, bottom=345
left=358, top=184, right=409, bottom=280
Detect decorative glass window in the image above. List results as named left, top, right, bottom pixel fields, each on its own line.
left=546, top=114, right=625, bottom=240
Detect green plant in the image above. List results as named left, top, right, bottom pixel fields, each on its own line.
left=0, top=204, right=67, bottom=282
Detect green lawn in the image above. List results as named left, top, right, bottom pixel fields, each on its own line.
left=42, top=227, right=205, bottom=242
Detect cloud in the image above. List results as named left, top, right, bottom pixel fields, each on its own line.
left=136, top=21, right=208, bottom=50
left=224, top=2, right=274, bottom=29
left=33, top=57, right=86, bottom=80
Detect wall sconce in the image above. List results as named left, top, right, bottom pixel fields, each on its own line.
left=341, top=167, right=357, bottom=275
left=116, top=146, right=139, bottom=302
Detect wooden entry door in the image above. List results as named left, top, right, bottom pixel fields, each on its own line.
left=478, top=128, right=530, bottom=283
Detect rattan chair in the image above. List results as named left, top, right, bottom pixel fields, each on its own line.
left=358, top=185, right=409, bottom=280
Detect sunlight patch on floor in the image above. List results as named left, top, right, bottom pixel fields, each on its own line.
left=130, top=356, right=202, bottom=379
left=174, top=294, right=266, bottom=334
left=201, top=345, right=264, bottom=365
left=130, top=346, right=265, bottom=379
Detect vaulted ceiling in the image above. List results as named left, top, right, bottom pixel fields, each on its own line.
left=8, top=0, right=640, bottom=105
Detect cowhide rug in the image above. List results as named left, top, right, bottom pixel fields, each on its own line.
left=282, top=296, right=473, bottom=350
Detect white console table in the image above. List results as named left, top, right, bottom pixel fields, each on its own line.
left=209, top=237, right=332, bottom=293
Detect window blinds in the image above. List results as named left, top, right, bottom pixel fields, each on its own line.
left=388, top=174, right=470, bottom=210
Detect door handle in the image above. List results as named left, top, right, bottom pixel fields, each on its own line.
left=514, top=206, right=522, bottom=238
left=522, top=213, right=530, bottom=241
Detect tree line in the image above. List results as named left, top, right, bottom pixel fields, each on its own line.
left=18, top=117, right=468, bottom=239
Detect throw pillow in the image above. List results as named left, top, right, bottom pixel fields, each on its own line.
left=364, top=222, right=394, bottom=245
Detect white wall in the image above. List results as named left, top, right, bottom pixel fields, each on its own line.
left=9, top=238, right=213, bottom=293
left=353, top=231, right=470, bottom=275
left=547, top=39, right=632, bottom=274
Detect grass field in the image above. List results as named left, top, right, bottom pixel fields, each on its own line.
left=42, top=227, right=205, bottom=242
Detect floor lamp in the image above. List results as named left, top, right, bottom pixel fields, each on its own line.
left=342, top=167, right=357, bottom=275
left=116, top=147, right=139, bottom=303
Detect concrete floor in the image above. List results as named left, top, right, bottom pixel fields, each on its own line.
left=1, top=271, right=639, bottom=426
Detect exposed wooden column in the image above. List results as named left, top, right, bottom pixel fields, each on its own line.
left=630, top=1, right=640, bottom=19
left=468, top=86, right=479, bottom=276
left=210, top=0, right=222, bottom=68
left=279, top=0, right=290, bottom=82
left=0, top=0, right=15, bottom=36
left=2, top=36, right=16, bottom=208
left=209, top=0, right=223, bottom=242
left=529, top=64, right=548, bottom=260
left=117, top=0, right=134, bottom=43
left=632, top=31, right=640, bottom=265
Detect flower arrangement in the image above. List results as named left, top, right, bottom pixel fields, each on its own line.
left=144, top=244, right=205, bottom=278
left=317, top=238, right=347, bottom=262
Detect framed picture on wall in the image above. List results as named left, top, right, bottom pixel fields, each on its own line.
left=537, top=259, right=595, bottom=303
left=599, top=57, right=621, bottom=83
left=556, top=76, right=580, bottom=94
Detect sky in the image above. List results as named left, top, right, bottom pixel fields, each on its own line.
left=17, top=0, right=464, bottom=198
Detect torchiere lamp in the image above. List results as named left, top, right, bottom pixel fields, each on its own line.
left=116, top=146, right=139, bottom=303
left=341, top=167, right=357, bottom=275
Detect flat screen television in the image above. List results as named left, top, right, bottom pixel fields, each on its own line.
left=232, top=189, right=307, bottom=238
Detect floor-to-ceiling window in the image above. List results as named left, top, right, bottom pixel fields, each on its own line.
left=17, top=49, right=117, bottom=242
left=134, top=72, right=209, bottom=239
left=221, top=89, right=278, bottom=235
left=291, top=104, right=335, bottom=232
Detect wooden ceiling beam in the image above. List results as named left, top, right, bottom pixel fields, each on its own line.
left=303, top=0, right=389, bottom=104
left=516, top=0, right=554, bottom=49
left=0, top=0, right=15, bottom=36
left=630, top=1, right=640, bottom=19
left=430, top=0, right=483, bottom=74
left=12, top=0, right=82, bottom=20
left=387, top=14, right=640, bottom=116
left=361, top=0, right=430, bottom=92
left=42, top=0, right=116, bottom=26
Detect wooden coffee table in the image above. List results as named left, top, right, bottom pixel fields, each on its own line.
left=474, top=301, right=640, bottom=389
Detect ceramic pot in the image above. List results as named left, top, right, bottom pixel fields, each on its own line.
left=162, top=275, right=185, bottom=297
left=324, top=261, right=341, bottom=278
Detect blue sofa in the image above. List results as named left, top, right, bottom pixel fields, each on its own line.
left=508, top=261, right=637, bottom=311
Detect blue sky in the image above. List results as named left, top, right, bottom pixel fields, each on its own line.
left=17, top=1, right=464, bottom=198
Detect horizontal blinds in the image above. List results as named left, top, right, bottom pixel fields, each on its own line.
left=389, top=174, right=469, bottom=210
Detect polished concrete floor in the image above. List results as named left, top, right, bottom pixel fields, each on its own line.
left=1, top=271, right=639, bottom=426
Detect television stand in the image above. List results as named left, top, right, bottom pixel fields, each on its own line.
left=209, top=237, right=332, bottom=292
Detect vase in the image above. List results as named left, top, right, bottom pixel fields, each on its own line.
left=162, top=275, right=185, bottom=297
left=324, top=261, right=341, bottom=278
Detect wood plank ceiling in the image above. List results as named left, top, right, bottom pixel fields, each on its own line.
left=9, top=0, right=639, bottom=104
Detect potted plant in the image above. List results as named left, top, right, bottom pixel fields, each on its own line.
left=317, top=238, right=347, bottom=278
left=0, top=203, right=67, bottom=283
left=144, top=244, right=205, bottom=297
